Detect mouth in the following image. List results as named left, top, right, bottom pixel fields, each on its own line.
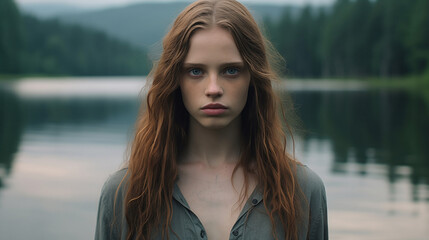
left=201, top=103, right=227, bottom=116
left=201, top=103, right=228, bottom=110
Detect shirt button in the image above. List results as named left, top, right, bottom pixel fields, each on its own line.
left=233, top=230, right=239, bottom=236
left=200, top=230, right=205, bottom=238
left=252, top=198, right=258, bottom=205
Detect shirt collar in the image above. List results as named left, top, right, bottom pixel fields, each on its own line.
left=172, top=182, right=264, bottom=220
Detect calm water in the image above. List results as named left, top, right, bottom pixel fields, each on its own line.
left=0, top=77, right=428, bottom=240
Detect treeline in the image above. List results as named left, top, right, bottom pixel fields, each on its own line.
left=0, top=0, right=21, bottom=73
left=2, top=0, right=428, bottom=78
left=0, top=0, right=151, bottom=76
left=20, top=15, right=151, bottom=75
left=265, top=0, right=429, bottom=78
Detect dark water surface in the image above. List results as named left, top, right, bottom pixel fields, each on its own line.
left=0, top=78, right=428, bottom=239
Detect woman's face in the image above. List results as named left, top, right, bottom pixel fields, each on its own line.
left=180, top=27, right=251, bottom=129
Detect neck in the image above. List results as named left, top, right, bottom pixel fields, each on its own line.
left=181, top=117, right=242, bottom=168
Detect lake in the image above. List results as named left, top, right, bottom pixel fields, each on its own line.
left=0, top=77, right=428, bottom=239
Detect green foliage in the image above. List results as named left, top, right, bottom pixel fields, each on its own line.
left=0, top=0, right=21, bottom=73
left=265, top=0, right=429, bottom=79
left=19, top=15, right=151, bottom=76
left=2, top=0, right=428, bottom=78
left=267, top=6, right=323, bottom=77
left=406, top=0, right=429, bottom=74
left=0, top=0, right=151, bottom=76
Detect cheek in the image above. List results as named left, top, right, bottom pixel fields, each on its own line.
left=236, top=82, right=250, bottom=109
left=241, top=77, right=251, bottom=102
left=179, top=83, right=195, bottom=110
left=240, top=87, right=249, bottom=106
left=179, top=80, right=188, bottom=99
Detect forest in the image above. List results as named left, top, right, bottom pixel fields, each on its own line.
left=264, top=0, right=429, bottom=78
left=1, top=0, right=428, bottom=78
left=0, top=0, right=150, bottom=76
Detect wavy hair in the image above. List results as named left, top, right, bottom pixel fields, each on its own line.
left=122, top=0, right=303, bottom=239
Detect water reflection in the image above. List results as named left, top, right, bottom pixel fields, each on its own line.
left=1, top=83, right=429, bottom=197
left=290, top=90, right=429, bottom=202
left=0, top=81, right=140, bottom=192
left=0, top=80, right=143, bottom=240
left=0, top=79, right=428, bottom=239
left=0, top=86, right=24, bottom=188
left=23, top=98, right=139, bottom=128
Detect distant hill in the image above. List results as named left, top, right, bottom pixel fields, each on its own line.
left=59, top=2, right=189, bottom=54
left=22, top=2, right=296, bottom=53
left=16, top=0, right=429, bottom=78
left=18, top=2, right=90, bottom=19
left=19, top=15, right=151, bottom=76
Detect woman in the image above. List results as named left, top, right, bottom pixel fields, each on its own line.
left=95, top=0, right=328, bottom=239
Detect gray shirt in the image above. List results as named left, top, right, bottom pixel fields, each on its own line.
left=95, top=165, right=328, bottom=240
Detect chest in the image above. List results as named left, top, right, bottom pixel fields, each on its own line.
left=177, top=166, right=256, bottom=240
left=180, top=181, right=243, bottom=239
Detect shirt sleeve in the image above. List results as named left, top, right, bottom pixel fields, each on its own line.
left=296, top=165, right=329, bottom=240
left=95, top=169, right=128, bottom=240
left=308, top=177, right=328, bottom=240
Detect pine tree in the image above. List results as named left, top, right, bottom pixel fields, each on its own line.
left=0, top=0, right=21, bottom=74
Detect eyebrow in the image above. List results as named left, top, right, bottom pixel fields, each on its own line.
left=183, top=62, right=245, bottom=68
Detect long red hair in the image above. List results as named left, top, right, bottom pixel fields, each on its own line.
left=122, top=0, right=303, bottom=239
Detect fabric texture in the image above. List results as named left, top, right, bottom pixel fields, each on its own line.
left=95, top=165, right=328, bottom=240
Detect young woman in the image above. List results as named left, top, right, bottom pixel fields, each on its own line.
left=95, top=0, right=328, bottom=239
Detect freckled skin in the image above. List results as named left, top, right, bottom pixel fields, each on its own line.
left=178, top=27, right=256, bottom=240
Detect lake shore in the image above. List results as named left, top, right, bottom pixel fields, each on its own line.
left=2, top=74, right=428, bottom=92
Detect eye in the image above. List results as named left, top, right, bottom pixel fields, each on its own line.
left=224, top=67, right=240, bottom=76
left=189, top=68, right=203, bottom=77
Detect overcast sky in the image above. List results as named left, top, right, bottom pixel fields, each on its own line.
left=17, top=0, right=335, bottom=8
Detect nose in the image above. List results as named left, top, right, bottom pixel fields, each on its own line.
left=205, top=73, right=223, bottom=97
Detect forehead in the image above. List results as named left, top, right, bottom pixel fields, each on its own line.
left=184, top=27, right=243, bottom=64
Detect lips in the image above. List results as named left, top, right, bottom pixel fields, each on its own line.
left=201, top=103, right=227, bottom=116
left=201, top=103, right=227, bottom=110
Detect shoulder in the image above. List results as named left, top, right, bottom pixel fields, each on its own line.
left=95, top=168, right=129, bottom=240
left=101, top=168, right=128, bottom=195
left=295, top=164, right=326, bottom=199
left=99, top=168, right=129, bottom=206
left=295, top=164, right=329, bottom=239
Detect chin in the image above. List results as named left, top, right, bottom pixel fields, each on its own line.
left=201, top=123, right=230, bottom=130
left=199, top=119, right=233, bottom=130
